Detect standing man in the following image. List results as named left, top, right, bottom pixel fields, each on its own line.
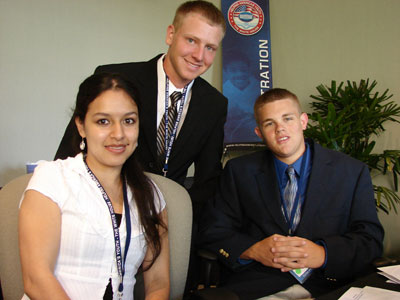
left=198, top=88, right=384, bottom=299
left=55, top=1, right=227, bottom=221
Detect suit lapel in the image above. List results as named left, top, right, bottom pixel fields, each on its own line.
left=297, top=142, right=332, bottom=234
left=169, top=78, right=203, bottom=161
left=255, top=152, right=289, bottom=233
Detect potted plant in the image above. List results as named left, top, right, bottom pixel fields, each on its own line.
left=305, top=79, right=400, bottom=213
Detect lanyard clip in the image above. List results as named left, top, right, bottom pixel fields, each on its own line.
left=162, top=168, right=168, bottom=177
left=117, top=291, right=123, bottom=300
left=117, top=281, right=124, bottom=300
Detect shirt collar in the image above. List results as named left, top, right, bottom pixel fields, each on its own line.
left=274, top=143, right=310, bottom=180
left=63, top=152, right=86, bottom=175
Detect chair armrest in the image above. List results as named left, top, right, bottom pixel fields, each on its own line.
left=373, top=257, right=399, bottom=268
left=197, top=249, right=219, bottom=288
left=197, top=249, right=218, bottom=261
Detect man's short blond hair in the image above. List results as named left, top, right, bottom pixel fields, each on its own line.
left=172, top=0, right=226, bottom=34
left=254, top=88, right=302, bottom=124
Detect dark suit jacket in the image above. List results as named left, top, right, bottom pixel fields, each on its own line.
left=198, top=140, right=384, bottom=299
left=55, top=55, right=227, bottom=219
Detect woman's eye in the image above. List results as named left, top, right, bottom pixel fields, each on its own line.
left=97, top=119, right=109, bottom=125
left=125, top=118, right=136, bottom=125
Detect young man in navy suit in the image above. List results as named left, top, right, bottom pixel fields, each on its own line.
left=198, top=88, right=384, bottom=299
left=55, top=1, right=228, bottom=221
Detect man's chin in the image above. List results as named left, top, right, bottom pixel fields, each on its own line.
left=180, top=71, right=202, bottom=83
left=183, top=64, right=209, bottom=79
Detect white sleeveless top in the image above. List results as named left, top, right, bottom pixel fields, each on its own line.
left=21, top=153, right=165, bottom=300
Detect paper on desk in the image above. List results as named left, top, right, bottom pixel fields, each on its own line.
left=338, top=286, right=400, bottom=300
left=338, top=287, right=362, bottom=300
left=378, top=264, right=400, bottom=284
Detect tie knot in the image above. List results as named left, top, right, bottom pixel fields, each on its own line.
left=170, top=91, right=182, bottom=106
left=286, top=165, right=295, bottom=176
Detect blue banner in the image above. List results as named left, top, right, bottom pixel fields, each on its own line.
left=222, top=0, right=273, bottom=144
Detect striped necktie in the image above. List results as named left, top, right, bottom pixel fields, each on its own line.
left=156, top=91, right=182, bottom=157
left=283, top=165, right=301, bottom=234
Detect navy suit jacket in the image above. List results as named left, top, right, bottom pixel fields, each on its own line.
left=198, top=140, right=384, bottom=299
left=55, top=55, right=227, bottom=218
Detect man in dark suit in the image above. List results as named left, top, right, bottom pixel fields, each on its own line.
left=198, top=88, right=384, bottom=299
left=55, top=1, right=227, bottom=220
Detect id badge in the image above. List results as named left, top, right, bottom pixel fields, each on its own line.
left=290, top=267, right=313, bottom=284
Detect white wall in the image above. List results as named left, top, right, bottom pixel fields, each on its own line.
left=1, top=0, right=399, bottom=256
left=269, top=1, right=400, bottom=155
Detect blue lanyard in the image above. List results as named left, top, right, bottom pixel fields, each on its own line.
left=282, top=153, right=308, bottom=235
left=162, top=76, right=188, bottom=176
left=84, top=160, right=131, bottom=300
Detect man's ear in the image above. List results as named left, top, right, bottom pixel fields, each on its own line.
left=300, top=112, right=309, bottom=130
left=75, top=117, right=86, bottom=138
left=165, top=24, right=175, bottom=46
left=254, top=126, right=263, bottom=140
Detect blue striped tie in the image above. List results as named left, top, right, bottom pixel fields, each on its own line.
left=283, top=165, right=301, bottom=233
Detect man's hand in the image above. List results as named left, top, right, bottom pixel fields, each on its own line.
left=272, top=236, right=325, bottom=271
left=240, top=234, right=325, bottom=271
left=239, top=234, right=299, bottom=269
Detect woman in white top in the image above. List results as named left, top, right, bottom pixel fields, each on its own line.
left=19, top=73, right=169, bottom=300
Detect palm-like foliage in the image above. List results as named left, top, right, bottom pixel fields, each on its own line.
left=305, top=79, right=400, bottom=213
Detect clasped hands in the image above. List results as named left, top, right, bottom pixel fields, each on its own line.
left=240, top=234, right=325, bottom=272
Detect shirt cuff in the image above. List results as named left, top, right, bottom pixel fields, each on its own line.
left=237, top=257, right=253, bottom=265
left=316, top=240, right=328, bottom=269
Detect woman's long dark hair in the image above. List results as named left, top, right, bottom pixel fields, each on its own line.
left=73, top=72, right=166, bottom=270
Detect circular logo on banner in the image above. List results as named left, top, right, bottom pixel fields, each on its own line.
left=228, top=1, right=264, bottom=36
